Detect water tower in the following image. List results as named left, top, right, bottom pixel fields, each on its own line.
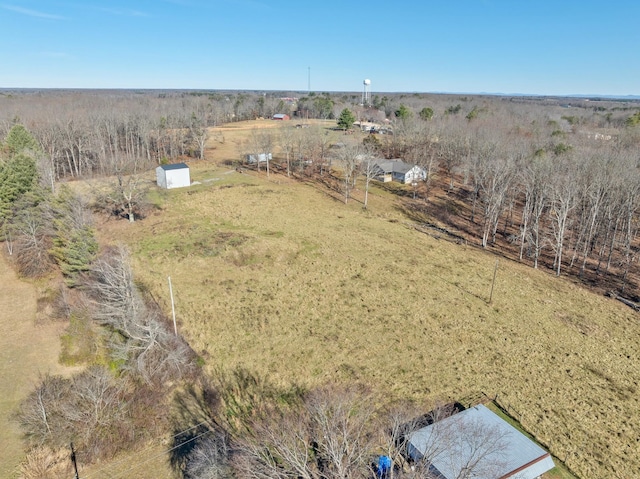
left=362, top=79, right=371, bottom=106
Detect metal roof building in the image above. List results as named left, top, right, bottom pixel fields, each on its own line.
left=156, top=162, right=191, bottom=189
left=372, top=159, right=426, bottom=184
left=407, top=404, right=555, bottom=479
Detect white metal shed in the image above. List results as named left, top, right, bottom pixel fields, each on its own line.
left=156, top=163, right=190, bottom=189
left=246, top=153, right=272, bottom=164
left=407, top=404, right=555, bottom=479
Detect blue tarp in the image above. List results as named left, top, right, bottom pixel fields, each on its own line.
left=377, top=455, right=392, bottom=478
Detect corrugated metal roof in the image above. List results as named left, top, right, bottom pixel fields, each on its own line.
left=408, top=404, right=555, bottom=479
left=372, top=159, right=415, bottom=174
left=159, top=162, right=189, bottom=171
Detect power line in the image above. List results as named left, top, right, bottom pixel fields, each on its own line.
left=82, top=420, right=211, bottom=479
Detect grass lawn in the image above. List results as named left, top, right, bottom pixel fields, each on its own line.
left=91, top=121, right=640, bottom=478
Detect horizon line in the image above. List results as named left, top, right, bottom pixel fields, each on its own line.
left=0, top=87, right=638, bottom=100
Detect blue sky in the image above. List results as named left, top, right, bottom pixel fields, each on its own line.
left=0, top=0, right=638, bottom=95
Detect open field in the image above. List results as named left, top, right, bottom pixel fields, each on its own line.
left=0, top=257, right=77, bottom=478
left=91, top=121, right=640, bottom=478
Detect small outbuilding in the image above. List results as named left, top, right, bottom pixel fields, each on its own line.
left=246, top=153, right=273, bottom=164
left=272, top=113, right=290, bottom=120
left=372, top=159, right=426, bottom=184
left=407, top=404, right=555, bottom=479
left=156, top=163, right=191, bottom=189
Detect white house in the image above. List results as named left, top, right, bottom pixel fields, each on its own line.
left=372, top=159, right=426, bottom=184
left=407, top=404, right=555, bottom=479
left=246, top=153, right=273, bottom=164
left=156, top=163, right=191, bottom=189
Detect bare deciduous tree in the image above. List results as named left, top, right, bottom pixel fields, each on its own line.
left=470, top=140, right=515, bottom=248
left=12, top=201, right=54, bottom=277
left=183, top=432, right=233, bottom=479
left=518, top=153, right=552, bottom=268
left=334, top=144, right=361, bottom=204
left=17, top=367, right=130, bottom=462
left=234, top=404, right=315, bottom=479
left=549, top=158, right=578, bottom=276
left=278, top=125, right=296, bottom=177
left=87, top=245, right=195, bottom=384
left=96, top=171, right=150, bottom=222
left=232, top=384, right=375, bottom=479
left=360, top=149, right=379, bottom=210
left=307, top=385, right=375, bottom=479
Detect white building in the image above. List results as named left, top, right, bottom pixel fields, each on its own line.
left=246, top=153, right=273, bottom=164
left=407, top=404, right=555, bottom=479
left=372, top=159, right=426, bottom=184
left=156, top=163, right=191, bottom=189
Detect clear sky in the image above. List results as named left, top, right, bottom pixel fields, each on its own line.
left=0, top=0, right=638, bottom=96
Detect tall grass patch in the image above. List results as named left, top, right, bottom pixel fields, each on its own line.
left=102, top=156, right=640, bottom=478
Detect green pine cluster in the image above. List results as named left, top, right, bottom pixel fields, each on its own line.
left=337, top=108, right=356, bottom=130
left=0, top=125, right=39, bottom=222
left=49, top=187, right=99, bottom=286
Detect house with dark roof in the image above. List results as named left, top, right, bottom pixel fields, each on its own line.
left=372, top=159, right=426, bottom=184
left=407, top=404, right=555, bottom=479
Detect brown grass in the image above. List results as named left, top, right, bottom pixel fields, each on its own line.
left=17, top=446, right=72, bottom=479
left=0, top=259, right=77, bottom=478
left=91, top=121, right=640, bottom=478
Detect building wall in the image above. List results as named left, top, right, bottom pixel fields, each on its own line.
left=166, top=168, right=191, bottom=188
left=247, top=153, right=273, bottom=163
left=403, top=166, right=427, bottom=184
left=156, top=166, right=190, bottom=189
left=156, top=166, right=167, bottom=189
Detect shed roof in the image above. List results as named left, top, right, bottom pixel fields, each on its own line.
left=408, top=404, right=554, bottom=479
left=159, top=162, right=189, bottom=171
left=373, top=159, right=415, bottom=175
left=390, top=160, right=414, bottom=174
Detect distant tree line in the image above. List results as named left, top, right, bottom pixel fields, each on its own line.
left=0, top=90, right=298, bottom=182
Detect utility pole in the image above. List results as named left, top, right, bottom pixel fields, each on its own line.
left=489, top=259, right=499, bottom=304
left=70, top=443, right=80, bottom=479
left=168, top=276, right=177, bottom=335
left=308, top=66, right=311, bottom=93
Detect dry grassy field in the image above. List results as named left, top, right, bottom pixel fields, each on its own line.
left=0, top=258, right=79, bottom=477
left=94, top=121, right=639, bottom=478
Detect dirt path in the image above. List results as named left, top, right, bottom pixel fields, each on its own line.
left=0, top=255, right=69, bottom=478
